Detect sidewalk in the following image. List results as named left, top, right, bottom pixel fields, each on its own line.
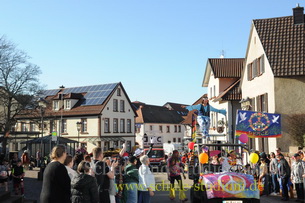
left=23, top=167, right=42, bottom=202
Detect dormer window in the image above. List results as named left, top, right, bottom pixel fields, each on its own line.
left=53, top=101, right=59, bottom=110
left=65, top=100, right=71, bottom=109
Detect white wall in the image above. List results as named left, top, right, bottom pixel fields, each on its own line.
left=136, top=123, right=185, bottom=148
left=242, top=25, right=277, bottom=153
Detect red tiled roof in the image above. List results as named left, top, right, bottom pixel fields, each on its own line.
left=209, top=58, right=244, bottom=78
left=253, top=15, right=305, bottom=76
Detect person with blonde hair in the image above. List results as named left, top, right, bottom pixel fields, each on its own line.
left=40, top=145, right=71, bottom=203
left=138, top=155, right=155, bottom=203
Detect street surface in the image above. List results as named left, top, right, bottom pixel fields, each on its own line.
left=0, top=168, right=299, bottom=203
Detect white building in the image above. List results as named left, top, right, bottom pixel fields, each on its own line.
left=240, top=6, right=305, bottom=153
left=14, top=82, right=137, bottom=155
left=133, top=102, right=186, bottom=149
left=202, top=58, right=244, bottom=143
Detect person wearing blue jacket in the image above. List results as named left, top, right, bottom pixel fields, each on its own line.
left=185, top=97, right=226, bottom=141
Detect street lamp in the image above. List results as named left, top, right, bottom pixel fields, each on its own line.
left=58, top=85, right=65, bottom=144
left=76, top=121, right=82, bottom=144
left=37, top=98, right=47, bottom=156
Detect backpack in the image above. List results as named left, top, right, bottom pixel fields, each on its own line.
left=92, top=161, right=105, bottom=192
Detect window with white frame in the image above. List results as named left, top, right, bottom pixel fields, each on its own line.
left=62, top=119, right=67, bottom=133
left=178, top=125, right=181, bottom=132
left=30, top=122, right=35, bottom=132
left=113, top=99, right=118, bottom=112
left=167, top=126, right=170, bottom=133
left=104, top=118, right=110, bottom=133
left=53, top=101, right=59, bottom=110
left=120, top=119, right=125, bottom=133
left=150, top=125, right=153, bottom=131
left=65, top=100, right=71, bottom=109
left=127, top=119, right=131, bottom=133
left=120, top=100, right=125, bottom=112
left=81, top=118, right=87, bottom=132
left=50, top=120, right=56, bottom=133
left=159, top=125, right=163, bottom=133
left=21, top=122, right=27, bottom=132
left=174, top=125, right=177, bottom=132
left=117, top=88, right=121, bottom=96
left=113, top=118, right=118, bottom=133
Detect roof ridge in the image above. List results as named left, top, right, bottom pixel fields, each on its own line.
left=253, top=15, right=293, bottom=21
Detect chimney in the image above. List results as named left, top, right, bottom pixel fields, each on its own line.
left=293, top=4, right=304, bottom=24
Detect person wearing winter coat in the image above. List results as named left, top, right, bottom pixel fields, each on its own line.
left=138, top=155, right=155, bottom=203
left=71, top=161, right=99, bottom=203
left=291, top=153, right=305, bottom=202
left=124, top=156, right=139, bottom=203
left=277, top=153, right=291, bottom=201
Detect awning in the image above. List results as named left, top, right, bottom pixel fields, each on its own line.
left=20, top=135, right=78, bottom=144
left=82, top=137, right=125, bottom=144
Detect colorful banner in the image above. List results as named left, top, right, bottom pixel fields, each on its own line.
left=199, top=172, right=259, bottom=199
left=235, top=110, right=281, bottom=138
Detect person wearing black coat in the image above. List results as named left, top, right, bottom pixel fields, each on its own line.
left=71, top=161, right=99, bottom=203
left=40, top=145, right=71, bottom=203
left=277, top=153, right=291, bottom=201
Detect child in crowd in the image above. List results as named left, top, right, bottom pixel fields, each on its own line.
left=11, top=160, right=25, bottom=195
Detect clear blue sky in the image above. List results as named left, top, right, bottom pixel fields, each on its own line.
left=0, top=0, right=301, bottom=105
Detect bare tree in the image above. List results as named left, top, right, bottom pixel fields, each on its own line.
left=0, top=36, right=43, bottom=155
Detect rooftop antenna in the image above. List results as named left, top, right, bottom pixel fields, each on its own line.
left=220, top=50, right=225, bottom=58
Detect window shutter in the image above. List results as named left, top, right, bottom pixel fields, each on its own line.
left=247, top=64, right=251, bottom=81
left=264, top=93, right=268, bottom=112
left=256, top=96, right=261, bottom=112
left=260, top=55, right=265, bottom=74
left=253, top=60, right=257, bottom=78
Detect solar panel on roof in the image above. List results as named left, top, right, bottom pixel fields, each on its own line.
left=41, top=89, right=60, bottom=97
left=44, top=83, right=118, bottom=106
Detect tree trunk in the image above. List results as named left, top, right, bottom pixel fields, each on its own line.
left=1, top=136, right=8, bottom=156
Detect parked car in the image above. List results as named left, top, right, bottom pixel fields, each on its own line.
left=144, top=148, right=166, bottom=171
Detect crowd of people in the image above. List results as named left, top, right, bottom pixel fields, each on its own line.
left=40, top=143, right=158, bottom=203
left=251, top=147, right=305, bottom=202
left=2, top=143, right=305, bottom=203
left=178, top=146, right=305, bottom=202
left=0, top=151, right=29, bottom=196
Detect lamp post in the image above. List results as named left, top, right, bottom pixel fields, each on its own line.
left=58, top=85, right=65, bottom=145
left=37, top=98, right=47, bottom=157
left=76, top=121, right=82, bottom=144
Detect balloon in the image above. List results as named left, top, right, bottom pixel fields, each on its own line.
left=239, top=134, right=248, bottom=143
left=249, top=153, right=259, bottom=164
left=210, top=150, right=221, bottom=157
left=199, top=152, right=209, bottom=164
left=188, top=142, right=195, bottom=150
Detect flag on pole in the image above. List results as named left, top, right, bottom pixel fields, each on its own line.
left=191, top=114, right=197, bottom=142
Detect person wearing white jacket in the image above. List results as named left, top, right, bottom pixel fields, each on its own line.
left=138, top=155, right=155, bottom=203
